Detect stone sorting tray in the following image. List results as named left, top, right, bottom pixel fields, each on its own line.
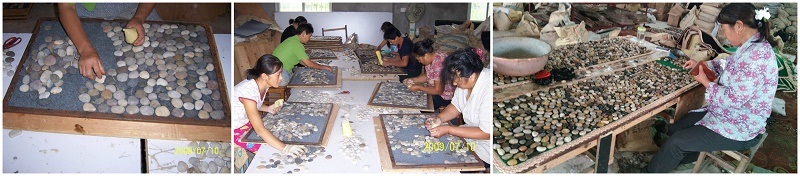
left=240, top=102, right=338, bottom=146
left=286, top=67, right=342, bottom=88
left=355, top=50, right=377, bottom=60
left=492, top=58, right=697, bottom=172
left=2, top=18, right=230, bottom=141
left=373, top=114, right=484, bottom=172
left=368, top=81, right=434, bottom=112
left=306, top=48, right=337, bottom=60
left=358, top=59, right=406, bottom=75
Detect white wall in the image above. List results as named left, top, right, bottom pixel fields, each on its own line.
left=275, top=12, right=393, bottom=47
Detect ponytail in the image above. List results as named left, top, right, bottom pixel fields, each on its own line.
left=757, top=19, right=778, bottom=47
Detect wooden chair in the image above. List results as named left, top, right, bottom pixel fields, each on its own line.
left=264, top=86, right=290, bottom=106
left=322, top=25, right=348, bottom=42
left=691, top=133, right=768, bottom=173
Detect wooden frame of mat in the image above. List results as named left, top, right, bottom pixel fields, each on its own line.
left=2, top=18, right=230, bottom=142
left=238, top=103, right=339, bottom=146
left=285, top=67, right=343, bottom=88
left=372, top=114, right=485, bottom=172
left=492, top=75, right=706, bottom=173
left=367, top=82, right=434, bottom=112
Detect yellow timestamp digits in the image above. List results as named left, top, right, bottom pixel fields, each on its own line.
left=174, top=147, right=220, bottom=155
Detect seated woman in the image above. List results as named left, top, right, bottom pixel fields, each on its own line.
left=643, top=3, right=778, bottom=173
left=381, top=27, right=422, bottom=82
left=376, top=22, right=398, bottom=52
left=425, top=48, right=491, bottom=171
left=280, top=16, right=308, bottom=43
left=272, top=23, right=333, bottom=85
left=232, top=55, right=307, bottom=170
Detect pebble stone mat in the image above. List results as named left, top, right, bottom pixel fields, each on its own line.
left=307, top=48, right=336, bottom=59
left=358, top=59, right=405, bottom=75
left=151, top=141, right=231, bottom=173
left=545, top=38, right=651, bottom=71
left=310, top=36, right=342, bottom=41
left=369, top=81, right=431, bottom=110
left=380, top=114, right=480, bottom=166
left=494, top=38, right=652, bottom=89
left=288, top=90, right=354, bottom=104
left=3, top=49, right=17, bottom=76
left=255, top=146, right=328, bottom=173
left=287, top=67, right=339, bottom=87
left=244, top=102, right=334, bottom=144
left=6, top=20, right=226, bottom=121
left=493, top=58, right=694, bottom=166
left=355, top=49, right=377, bottom=60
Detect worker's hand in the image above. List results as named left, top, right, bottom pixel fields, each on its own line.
left=428, top=125, right=450, bottom=138
left=403, top=79, right=415, bottom=85
left=281, top=145, right=307, bottom=157
left=126, top=17, right=146, bottom=46
left=320, top=65, right=334, bottom=72
left=424, top=116, right=442, bottom=130
left=78, top=49, right=105, bottom=79
left=408, top=85, right=422, bottom=92
left=266, top=103, right=282, bottom=114
left=683, top=59, right=698, bottom=70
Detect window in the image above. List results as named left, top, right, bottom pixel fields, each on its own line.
left=469, top=2, right=489, bottom=21
left=279, top=2, right=331, bottom=12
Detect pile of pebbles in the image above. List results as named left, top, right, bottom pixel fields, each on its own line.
left=261, top=102, right=332, bottom=141
left=4, top=49, right=18, bottom=76
left=370, top=82, right=429, bottom=108
left=493, top=60, right=693, bottom=166
left=546, top=38, right=650, bottom=71
left=256, top=146, right=327, bottom=173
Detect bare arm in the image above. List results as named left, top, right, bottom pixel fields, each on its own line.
left=241, top=98, right=285, bottom=151
left=299, top=59, right=333, bottom=71
left=376, top=40, right=388, bottom=51
left=442, top=126, right=490, bottom=140
left=126, top=3, right=156, bottom=46
left=384, top=55, right=410, bottom=67
left=412, top=79, right=444, bottom=95
left=58, top=3, right=105, bottom=79
left=436, top=104, right=461, bottom=122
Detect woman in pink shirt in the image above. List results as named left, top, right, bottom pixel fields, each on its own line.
left=644, top=3, right=778, bottom=172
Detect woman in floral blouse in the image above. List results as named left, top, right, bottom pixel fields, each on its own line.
left=644, top=3, right=778, bottom=173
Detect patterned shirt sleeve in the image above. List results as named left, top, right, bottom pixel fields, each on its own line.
left=705, top=51, right=763, bottom=110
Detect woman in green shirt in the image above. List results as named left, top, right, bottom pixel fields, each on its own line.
left=272, top=23, right=333, bottom=86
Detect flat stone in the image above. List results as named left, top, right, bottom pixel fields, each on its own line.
left=172, top=108, right=185, bottom=117
left=210, top=111, right=224, bottom=120
left=101, top=90, right=113, bottom=99
left=168, top=90, right=181, bottom=99
left=155, top=106, right=169, bottom=117
left=126, top=105, right=139, bottom=114
left=140, top=106, right=155, bottom=116
left=83, top=103, right=96, bottom=112
left=198, top=110, right=209, bottom=119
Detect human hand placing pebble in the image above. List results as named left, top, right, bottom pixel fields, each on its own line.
left=428, top=125, right=450, bottom=138
left=281, top=144, right=308, bottom=157
left=424, top=116, right=442, bottom=130
left=78, top=50, right=105, bottom=79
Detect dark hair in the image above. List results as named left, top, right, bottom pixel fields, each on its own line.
left=289, top=16, right=307, bottom=25
left=412, top=39, right=435, bottom=57
left=716, top=3, right=777, bottom=46
left=440, top=48, right=484, bottom=86
left=295, top=23, right=314, bottom=35
left=380, top=22, right=394, bottom=32
left=246, top=54, right=283, bottom=80
left=383, top=27, right=401, bottom=40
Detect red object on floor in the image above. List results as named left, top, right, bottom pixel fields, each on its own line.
left=534, top=70, right=551, bottom=79
left=4, top=37, right=22, bottom=49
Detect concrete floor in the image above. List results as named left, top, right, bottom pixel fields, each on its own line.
left=3, top=3, right=231, bottom=34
